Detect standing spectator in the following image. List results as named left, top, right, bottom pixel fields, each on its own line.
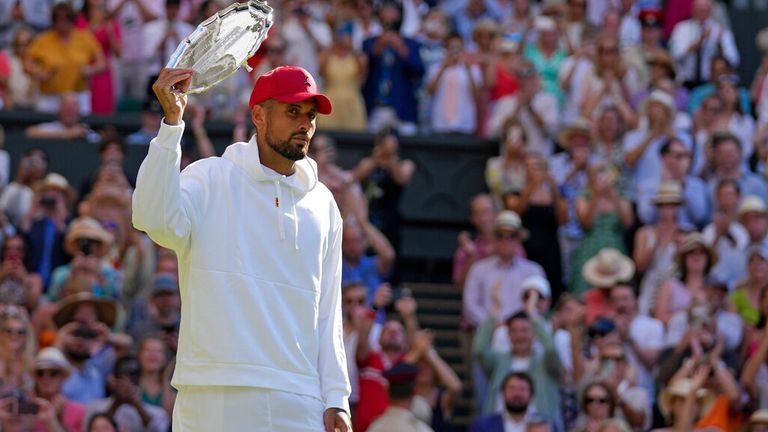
left=21, top=173, right=74, bottom=288
left=631, top=49, right=688, bottom=112
left=86, top=413, right=118, bottom=432
left=563, top=0, right=597, bottom=52
left=559, top=32, right=596, bottom=124
left=341, top=217, right=395, bottom=308
left=0, top=305, right=36, bottom=393
left=0, top=147, right=48, bottom=228
left=623, top=10, right=666, bottom=90
left=0, top=234, right=44, bottom=312
left=137, top=337, right=174, bottom=415
left=0, top=0, right=52, bottom=48
left=25, top=93, right=100, bottom=140
left=351, top=0, right=381, bottom=52
left=469, top=372, right=549, bottom=432
left=715, top=75, right=755, bottom=164
left=444, top=3, right=501, bottom=47
left=484, top=35, right=519, bottom=109
left=655, top=233, right=716, bottom=324
left=453, top=193, right=497, bottom=290
left=141, top=0, right=193, bottom=81
left=362, top=1, right=424, bottom=134
left=487, top=59, right=559, bottom=156
left=318, top=22, right=367, bottom=132
left=669, top=0, right=739, bottom=89
left=570, top=160, right=634, bottom=296
left=367, top=362, right=434, bottom=432
left=280, top=1, right=332, bottom=83
left=580, top=248, right=635, bottom=324
left=707, top=132, right=767, bottom=202
left=125, top=273, right=180, bottom=346
left=739, top=196, right=768, bottom=248
left=354, top=129, right=415, bottom=255
left=108, top=0, right=162, bottom=105
left=702, top=179, right=749, bottom=287
left=524, top=16, right=567, bottom=108
left=31, top=347, right=87, bottom=432
left=5, top=26, right=36, bottom=109
left=24, top=3, right=105, bottom=114
left=729, top=244, right=768, bottom=327
left=572, top=382, right=618, bottom=432
left=593, top=107, right=631, bottom=198
left=485, top=121, right=528, bottom=207
left=425, top=32, right=483, bottom=135
left=690, top=94, right=729, bottom=178
left=126, top=96, right=163, bottom=146
left=84, top=354, right=169, bottom=432
left=77, top=0, right=121, bottom=115
left=507, top=153, right=567, bottom=300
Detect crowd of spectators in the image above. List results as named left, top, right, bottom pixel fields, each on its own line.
left=0, top=0, right=768, bottom=431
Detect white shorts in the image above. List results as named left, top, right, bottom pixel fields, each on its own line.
left=172, top=386, right=325, bottom=432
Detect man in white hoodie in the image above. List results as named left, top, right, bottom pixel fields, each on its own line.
left=132, top=66, right=352, bottom=431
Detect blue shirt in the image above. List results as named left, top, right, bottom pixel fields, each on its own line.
left=62, top=346, right=115, bottom=404
left=623, top=129, right=693, bottom=200
left=637, top=175, right=711, bottom=228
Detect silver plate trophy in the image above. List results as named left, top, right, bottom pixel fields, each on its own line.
left=166, top=0, right=273, bottom=94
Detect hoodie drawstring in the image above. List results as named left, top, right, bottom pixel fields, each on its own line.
left=273, top=181, right=285, bottom=240
left=274, top=180, right=300, bottom=250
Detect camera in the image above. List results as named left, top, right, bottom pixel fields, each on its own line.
left=73, top=324, right=98, bottom=340
left=7, top=389, right=38, bottom=415
left=39, top=195, right=56, bottom=209
left=76, top=238, right=98, bottom=256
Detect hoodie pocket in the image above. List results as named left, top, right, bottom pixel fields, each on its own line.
left=187, top=269, right=321, bottom=374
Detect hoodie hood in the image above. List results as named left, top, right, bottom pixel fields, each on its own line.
left=222, top=136, right=319, bottom=249
left=221, top=135, right=318, bottom=194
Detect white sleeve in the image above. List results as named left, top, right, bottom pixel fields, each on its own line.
left=719, top=29, right=739, bottom=67
left=317, top=213, right=351, bottom=413
left=462, top=263, right=486, bottom=327
left=669, top=23, right=692, bottom=61
left=131, top=121, right=201, bottom=252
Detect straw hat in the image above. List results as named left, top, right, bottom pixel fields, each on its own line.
left=558, top=117, right=592, bottom=149
left=652, top=180, right=684, bottom=206
left=750, top=409, right=768, bottom=424
left=738, top=195, right=768, bottom=219
left=32, top=173, right=76, bottom=205
left=52, top=292, right=117, bottom=328
left=641, top=90, right=676, bottom=119
left=582, top=248, right=635, bottom=288
left=494, top=210, right=529, bottom=240
left=521, top=275, right=551, bottom=299
left=34, top=347, right=72, bottom=378
left=63, top=217, right=114, bottom=257
left=646, top=49, right=676, bottom=79
left=658, top=377, right=715, bottom=420
left=675, top=232, right=718, bottom=269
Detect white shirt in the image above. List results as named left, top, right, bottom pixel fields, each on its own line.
left=669, top=18, right=739, bottom=83
left=141, top=18, right=194, bottom=76
left=427, top=62, right=483, bottom=134
left=702, top=221, right=749, bottom=288
left=626, top=315, right=665, bottom=401
left=109, top=0, right=165, bottom=63
left=487, top=92, right=560, bottom=156
left=558, top=55, right=593, bottom=124
left=280, top=16, right=332, bottom=84
left=665, top=309, right=744, bottom=351
left=502, top=408, right=536, bottom=432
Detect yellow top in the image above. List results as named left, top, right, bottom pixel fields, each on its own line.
left=27, top=29, right=101, bottom=95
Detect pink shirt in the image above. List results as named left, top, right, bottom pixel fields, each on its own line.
left=33, top=399, right=86, bottom=432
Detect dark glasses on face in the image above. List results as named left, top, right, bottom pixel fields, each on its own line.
left=2, top=327, right=26, bottom=336
left=36, top=369, right=62, bottom=378
left=494, top=231, right=519, bottom=240
left=585, top=396, right=609, bottom=405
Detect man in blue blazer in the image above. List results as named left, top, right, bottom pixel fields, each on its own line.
left=469, top=372, right=553, bottom=432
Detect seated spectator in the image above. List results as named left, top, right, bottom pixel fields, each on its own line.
left=702, top=179, right=750, bottom=286
left=707, top=131, right=766, bottom=202
left=310, top=134, right=367, bottom=220
left=570, top=160, right=634, bottom=296
left=367, top=362, right=433, bottom=432
left=24, top=3, right=105, bottom=114
left=125, top=97, right=163, bottom=146
left=125, top=273, right=180, bottom=348
left=361, top=2, right=424, bottom=134
left=523, top=17, right=567, bottom=108
left=631, top=48, right=688, bottom=111
left=341, top=217, right=395, bottom=310
left=485, top=121, right=528, bottom=207
left=137, top=337, right=174, bottom=416
left=740, top=196, right=768, bottom=249
left=425, top=32, right=483, bottom=135
left=0, top=234, right=44, bottom=311
left=6, top=26, right=36, bottom=109
left=581, top=248, right=635, bottom=325
left=0, top=146, right=47, bottom=228
left=32, top=347, right=87, bottom=432
left=52, top=292, right=122, bottom=404
left=85, top=413, right=118, bottom=432
left=469, top=372, right=554, bottom=432
left=730, top=244, right=768, bottom=327
left=592, top=107, right=631, bottom=197
left=318, top=21, right=367, bottom=132
left=25, top=93, right=99, bottom=141
left=486, top=59, right=559, bottom=156
left=48, top=217, right=119, bottom=301
left=653, top=373, right=716, bottom=431
left=0, top=304, right=36, bottom=394
left=77, top=134, right=134, bottom=204
left=572, top=382, right=619, bottom=432
left=84, top=354, right=169, bottom=432
left=655, top=233, right=716, bottom=325
left=20, top=173, right=74, bottom=288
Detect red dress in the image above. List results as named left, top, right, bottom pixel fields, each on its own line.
left=76, top=16, right=121, bottom=115
left=490, top=61, right=518, bottom=101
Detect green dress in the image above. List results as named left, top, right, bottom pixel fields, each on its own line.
left=569, top=211, right=628, bottom=296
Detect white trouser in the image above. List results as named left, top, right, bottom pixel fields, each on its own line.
left=172, top=386, right=325, bottom=432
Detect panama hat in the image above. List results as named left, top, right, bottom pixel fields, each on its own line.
left=63, top=217, right=114, bottom=257
left=641, top=90, right=676, bottom=119
left=652, top=180, right=684, bottom=205
left=675, top=232, right=718, bottom=269
left=32, top=173, right=76, bottom=205
left=582, top=248, right=635, bottom=288
left=750, top=409, right=768, bottom=424
left=494, top=210, right=529, bottom=240
left=52, top=292, right=117, bottom=328
left=646, top=49, right=677, bottom=79
left=738, top=195, right=768, bottom=219
left=558, top=117, right=592, bottom=149
left=33, top=347, right=72, bottom=378
left=658, top=377, right=715, bottom=420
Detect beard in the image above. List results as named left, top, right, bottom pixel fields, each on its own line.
left=505, top=402, right=528, bottom=414
left=65, top=348, right=92, bottom=363
left=265, top=127, right=308, bottom=161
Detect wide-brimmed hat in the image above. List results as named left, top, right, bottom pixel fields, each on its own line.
left=582, top=248, right=635, bottom=288
left=32, top=173, right=76, bottom=205
left=494, top=210, right=529, bottom=240
left=34, top=347, right=72, bottom=377
left=558, top=117, right=592, bottom=149
left=521, top=275, right=551, bottom=298
left=641, top=90, right=676, bottom=119
left=653, top=180, right=684, bottom=205
left=738, top=195, right=768, bottom=219
left=658, top=377, right=716, bottom=419
left=750, top=409, right=768, bottom=424
left=646, top=49, right=676, bottom=79
left=675, top=232, right=718, bottom=269
left=52, top=292, right=117, bottom=328
left=63, top=217, right=114, bottom=257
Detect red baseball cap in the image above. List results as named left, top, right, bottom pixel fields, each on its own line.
left=248, top=66, right=332, bottom=115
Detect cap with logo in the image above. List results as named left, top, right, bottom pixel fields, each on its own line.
left=248, top=66, right=332, bottom=114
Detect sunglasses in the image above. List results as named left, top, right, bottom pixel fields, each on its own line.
left=600, top=355, right=626, bottom=363
left=2, top=327, right=26, bottom=336
left=494, top=231, right=519, bottom=240
left=585, top=396, right=609, bottom=405
left=36, top=369, right=63, bottom=378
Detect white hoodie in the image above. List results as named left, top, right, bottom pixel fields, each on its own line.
left=132, top=121, right=350, bottom=412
